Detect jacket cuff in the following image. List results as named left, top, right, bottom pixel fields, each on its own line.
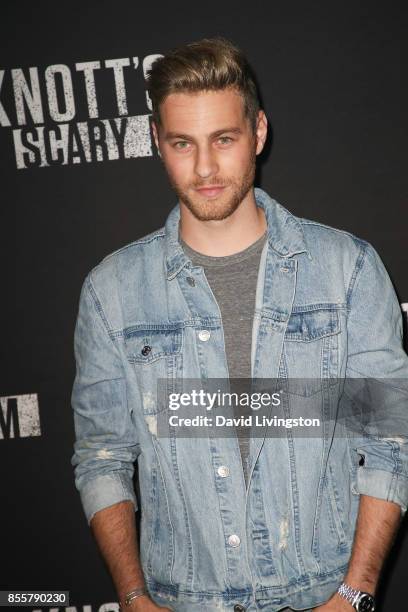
left=79, top=471, right=138, bottom=525
left=356, top=467, right=408, bottom=517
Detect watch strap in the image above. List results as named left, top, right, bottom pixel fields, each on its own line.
left=337, top=582, right=375, bottom=611
left=338, top=582, right=361, bottom=607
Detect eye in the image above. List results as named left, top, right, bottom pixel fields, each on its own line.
left=173, top=141, right=190, bottom=150
left=217, top=136, right=233, bottom=145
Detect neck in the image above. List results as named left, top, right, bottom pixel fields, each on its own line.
left=178, top=188, right=267, bottom=257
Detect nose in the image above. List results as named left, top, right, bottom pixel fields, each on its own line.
left=194, top=143, right=219, bottom=179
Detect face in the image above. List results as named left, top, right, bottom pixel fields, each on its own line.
left=152, top=88, right=267, bottom=221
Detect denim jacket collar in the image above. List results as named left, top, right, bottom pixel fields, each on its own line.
left=164, top=186, right=311, bottom=280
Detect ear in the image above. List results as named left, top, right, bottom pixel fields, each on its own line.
left=255, top=110, right=268, bottom=155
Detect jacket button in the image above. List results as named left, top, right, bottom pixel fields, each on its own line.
left=186, top=276, right=196, bottom=286
left=234, top=605, right=246, bottom=611
left=217, top=465, right=230, bottom=477
left=198, top=329, right=211, bottom=341
left=141, top=345, right=151, bottom=356
left=228, top=534, right=240, bottom=547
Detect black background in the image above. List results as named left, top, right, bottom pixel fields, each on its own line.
left=1, top=2, right=407, bottom=610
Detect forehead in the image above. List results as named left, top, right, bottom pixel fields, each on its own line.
left=158, top=88, right=247, bottom=134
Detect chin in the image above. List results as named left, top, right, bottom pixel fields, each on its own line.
left=193, top=201, right=240, bottom=222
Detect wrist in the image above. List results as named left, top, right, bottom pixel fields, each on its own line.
left=127, top=594, right=152, bottom=610
left=332, top=592, right=356, bottom=610
left=119, top=586, right=149, bottom=611
left=343, top=574, right=377, bottom=595
left=336, top=581, right=376, bottom=611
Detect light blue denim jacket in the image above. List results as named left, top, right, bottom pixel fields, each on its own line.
left=71, top=188, right=408, bottom=611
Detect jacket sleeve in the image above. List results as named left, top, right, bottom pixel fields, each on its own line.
left=70, top=272, right=140, bottom=525
left=345, top=240, right=408, bottom=516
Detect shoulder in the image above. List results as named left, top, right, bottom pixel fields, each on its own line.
left=86, top=226, right=166, bottom=293
left=299, top=215, right=368, bottom=250
left=296, top=215, right=372, bottom=268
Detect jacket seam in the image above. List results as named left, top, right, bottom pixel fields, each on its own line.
left=146, top=562, right=349, bottom=596
left=345, top=240, right=369, bottom=313
left=98, top=230, right=165, bottom=266
left=87, top=273, right=115, bottom=335
left=299, top=219, right=364, bottom=242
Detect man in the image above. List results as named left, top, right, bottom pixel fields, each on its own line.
left=71, top=38, right=408, bottom=611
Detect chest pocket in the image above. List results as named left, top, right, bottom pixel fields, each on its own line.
left=124, top=326, right=183, bottom=415
left=125, top=327, right=182, bottom=364
left=283, top=306, right=341, bottom=397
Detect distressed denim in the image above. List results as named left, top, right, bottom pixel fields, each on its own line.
left=71, top=188, right=408, bottom=611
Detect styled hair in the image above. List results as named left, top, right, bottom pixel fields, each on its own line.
left=146, top=37, right=261, bottom=131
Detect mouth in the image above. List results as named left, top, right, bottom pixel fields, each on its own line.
left=195, top=186, right=226, bottom=198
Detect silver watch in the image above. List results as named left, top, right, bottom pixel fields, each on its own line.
left=337, top=582, right=375, bottom=611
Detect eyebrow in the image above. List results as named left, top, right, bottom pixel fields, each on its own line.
left=164, top=127, right=243, bottom=141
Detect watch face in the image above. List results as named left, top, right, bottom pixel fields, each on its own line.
left=357, top=594, right=375, bottom=611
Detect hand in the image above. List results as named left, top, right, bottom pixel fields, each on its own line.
left=314, top=592, right=353, bottom=610
left=130, top=593, right=173, bottom=611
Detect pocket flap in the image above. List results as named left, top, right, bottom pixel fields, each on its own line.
left=124, top=326, right=182, bottom=363
left=285, top=306, right=340, bottom=342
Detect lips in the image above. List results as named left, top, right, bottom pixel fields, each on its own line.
left=196, top=186, right=225, bottom=197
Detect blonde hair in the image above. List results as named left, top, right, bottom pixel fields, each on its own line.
left=146, top=37, right=261, bottom=131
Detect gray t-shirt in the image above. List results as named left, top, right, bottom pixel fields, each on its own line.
left=179, top=226, right=267, bottom=487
